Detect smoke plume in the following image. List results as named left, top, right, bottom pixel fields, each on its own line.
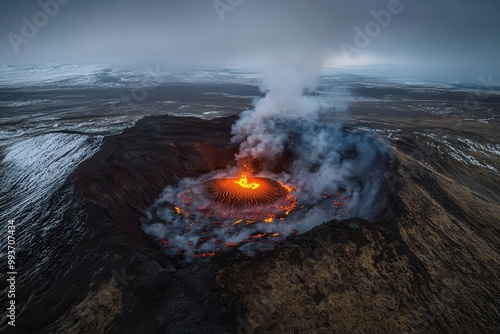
left=232, top=54, right=325, bottom=161
left=231, top=52, right=388, bottom=212
left=142, top=58, right=388, bottom=259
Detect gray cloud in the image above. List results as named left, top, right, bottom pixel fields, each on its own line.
left=1, top=0, right=499, bottom=81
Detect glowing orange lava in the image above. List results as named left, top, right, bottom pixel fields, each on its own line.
left=203, top=174, right=292, bottom=208
left=161, top=180, right=352, bottom=259
left=234, top=174, right=260, bottom=189
left=177, top=173, right=299, bottom=220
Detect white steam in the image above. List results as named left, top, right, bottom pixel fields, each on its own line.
left=230, top=55, right=387, bottom=217
left=232, top=56, right=326, bottom=161
left=143, top=57, right=388, bottom=259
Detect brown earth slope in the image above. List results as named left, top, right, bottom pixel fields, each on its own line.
left=217, top=148, right=500, bottom=334
left=45, top=113, right=499, bottom=334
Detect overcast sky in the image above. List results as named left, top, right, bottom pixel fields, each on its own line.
left=1, top=0, right=499, bottom=82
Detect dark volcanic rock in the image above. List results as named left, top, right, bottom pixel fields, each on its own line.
left=44, top=116, right=243, bottom=334
left=216, top=150, right=500, bottom=334
left=41, top=113, right=499, bottom=334
left=74, top=115, right=239, bottom=249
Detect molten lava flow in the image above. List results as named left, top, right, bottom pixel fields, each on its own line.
left=195, top=173, right=298, bottom=221
left=234, top=173, right=260, bottom=189
left=155, top=181, right=354, bottom=260
left=203, top=174, right=293, bottom=209
left=163, top=172, right=306, bottom=258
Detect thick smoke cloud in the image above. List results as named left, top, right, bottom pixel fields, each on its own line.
left=143, top=116, right=388, bottom=258
left=144, top=56, right=389, bottom=258
left=231, top=57, right=388, bottom=217
left=232, top=55, right=326, bottom=161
